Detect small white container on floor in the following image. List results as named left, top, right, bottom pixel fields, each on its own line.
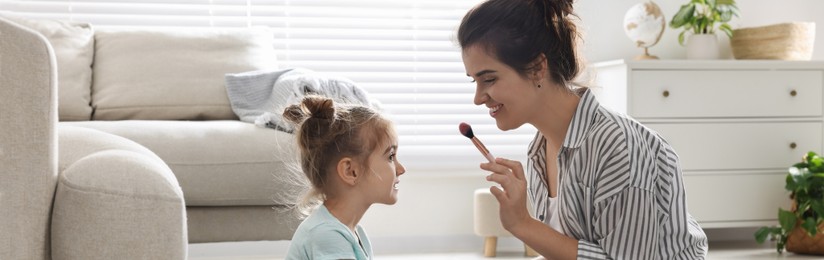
left=473, top=188, right=537, bottom=257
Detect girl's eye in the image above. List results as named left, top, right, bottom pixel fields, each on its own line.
left=389, top=153, right=396, bottom=161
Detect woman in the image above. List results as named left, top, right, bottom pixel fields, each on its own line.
left=458, top=0, right=708, bottom=259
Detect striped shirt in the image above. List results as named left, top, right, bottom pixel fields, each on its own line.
left=526, top=89, right=708, bottom=259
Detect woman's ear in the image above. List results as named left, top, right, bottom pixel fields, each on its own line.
left=336, top=157, right=359, bottom=186
left=529, top=53, right=548, bottom=82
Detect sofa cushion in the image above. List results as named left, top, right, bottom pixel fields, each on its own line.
left=61, top=120, right=306, bottom=206
left=91, top=27, right=278, bottom=120
left=2, top=15, right=94, bottom=121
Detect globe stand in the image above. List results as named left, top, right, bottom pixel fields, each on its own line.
left=635, top=47, right=659, bottom=60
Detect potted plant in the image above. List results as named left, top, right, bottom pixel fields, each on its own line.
left=755, top=151, right=824, bottom=254
left=669, top=0, right=739, bottom=59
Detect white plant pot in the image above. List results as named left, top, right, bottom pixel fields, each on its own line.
left=686, top=34, right=720, bottom=59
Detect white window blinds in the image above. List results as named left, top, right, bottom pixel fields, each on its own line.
left=0, top=0, right=536, bottom=171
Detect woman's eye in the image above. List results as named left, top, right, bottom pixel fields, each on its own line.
left=470, top=78, right=495, bottom=84
left=389, top=153, right=396, bottom=161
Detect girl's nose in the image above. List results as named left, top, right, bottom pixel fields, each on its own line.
left=396, top=161, right=406, bottom=176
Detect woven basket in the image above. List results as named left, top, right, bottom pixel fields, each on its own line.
left=785, top=200, right=824, bottom=255
left=786, top=222, right=824, bottom=255
left=731, top=22, right=816, bottom=60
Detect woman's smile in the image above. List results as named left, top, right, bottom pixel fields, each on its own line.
left=489, top=104, right=503, bottom=117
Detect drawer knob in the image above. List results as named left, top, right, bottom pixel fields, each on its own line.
left=662, top=90, right=670, bottom=97
left=790, top=90, right=797, bottom=97
left=790, top=142, right=797, bottom=149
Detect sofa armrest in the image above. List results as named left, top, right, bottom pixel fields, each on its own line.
left=52, top=126, right=187, bottom=259
left=0, top=16, right=59, bottom=259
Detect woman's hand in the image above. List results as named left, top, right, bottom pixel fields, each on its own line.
left=481, top=157, right=532, bottom=233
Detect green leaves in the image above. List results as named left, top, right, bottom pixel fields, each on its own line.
left=807, top=151, right=824, bottom=172
left=755, top=226, right=782, bottom=243
left=812, top=199, right=824, bottom=219
left=678, top=30, right=689, bottom=46
left=756, top=151, right=824, bottom=253
left=719, top=23, right=733, bottom=38
left=670, top=0, right=738, bottom=43
left=802, top=217, right=819, bottom=236
left=779, top=209, right=797, bottom=232
left=670, top=3, right=695, bottom=28
left=754, top=227, right=770, bottom=243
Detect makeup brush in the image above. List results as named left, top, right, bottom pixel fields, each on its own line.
left=458, top=122, right=495, bottom=163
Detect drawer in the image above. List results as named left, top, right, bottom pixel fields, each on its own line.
left=684, top=172, right=790, bottom=225
left=646, top=122, right=822, bottom=171
left=630, top=70, right=823, bottom=118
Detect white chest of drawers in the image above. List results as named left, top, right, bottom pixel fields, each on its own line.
left=592, top=60, right=824, bottom=228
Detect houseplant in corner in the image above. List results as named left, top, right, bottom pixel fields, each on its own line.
left=669, top=0, right=739, bottom=59
left=755, top=151, right=824, bottom=254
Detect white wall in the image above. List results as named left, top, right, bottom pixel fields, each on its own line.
left=359, top=170, right=506, bottom=253
left=577, top=0, right=824, bottom=62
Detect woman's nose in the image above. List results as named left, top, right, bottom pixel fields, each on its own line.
left=473, top=86, right=487, bottom=106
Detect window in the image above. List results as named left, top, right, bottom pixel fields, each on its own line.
left=0, top=0, right=536, bottom=171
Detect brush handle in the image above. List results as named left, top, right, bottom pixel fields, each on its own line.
left=471, top=137, right=495, bottom=163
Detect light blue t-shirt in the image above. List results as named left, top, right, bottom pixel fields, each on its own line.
left=285, top=205, right=372, bottom=260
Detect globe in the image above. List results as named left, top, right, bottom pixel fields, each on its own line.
left=623, top=1, right=665, bottom=59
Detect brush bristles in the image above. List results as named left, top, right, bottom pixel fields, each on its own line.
left=458, top=122, right=474, bottom=138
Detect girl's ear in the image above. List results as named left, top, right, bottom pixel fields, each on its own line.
left=336, top=157, right=359, bottom=186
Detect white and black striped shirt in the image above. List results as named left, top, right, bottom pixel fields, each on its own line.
left=526, top=89, right=708, bottom=259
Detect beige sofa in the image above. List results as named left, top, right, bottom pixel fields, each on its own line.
left=0, top=15, right=305, bottom=259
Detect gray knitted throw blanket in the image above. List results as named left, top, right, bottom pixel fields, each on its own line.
left=225, top=68, right=379, bottom=133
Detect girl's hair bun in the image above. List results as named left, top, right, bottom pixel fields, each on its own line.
left=282, top=95, right=336, bottom=125
left=302, top=95, right=336, bottom=120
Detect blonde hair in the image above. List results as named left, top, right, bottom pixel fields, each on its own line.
left=282, top=95, right=393, bottom=213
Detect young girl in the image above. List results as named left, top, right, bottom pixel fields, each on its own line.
left=284, top=95, right=406, bottom=260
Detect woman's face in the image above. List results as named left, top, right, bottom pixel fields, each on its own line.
left=462, top=45, right=539, bottom=131
left=362, top=132, right=406, bottom=205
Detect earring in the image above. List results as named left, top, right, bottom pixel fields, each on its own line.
left=537, top=84, right=542, bottom=88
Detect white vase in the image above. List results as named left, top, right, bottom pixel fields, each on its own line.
left=686, top=34, right=720, bottom=59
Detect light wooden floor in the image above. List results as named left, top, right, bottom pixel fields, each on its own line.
left=189, top=241, right=824, bottom=260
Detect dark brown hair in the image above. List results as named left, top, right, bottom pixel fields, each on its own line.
left=283, top=95, right=393, bottom=203
left=458, top=0, right=581, bottom=87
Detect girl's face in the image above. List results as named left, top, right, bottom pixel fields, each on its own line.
left=362, top=132, right=406, bottom=205
left=462, top=45, right=539, bottom=131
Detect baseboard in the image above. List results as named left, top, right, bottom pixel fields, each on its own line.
left=188, top=240, right=290, bottom=258
left=187, top=234, right=527, bottom=257
left=187, top=227, right=763, bottom=257
left=370, top=234, right=528, bottom=255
